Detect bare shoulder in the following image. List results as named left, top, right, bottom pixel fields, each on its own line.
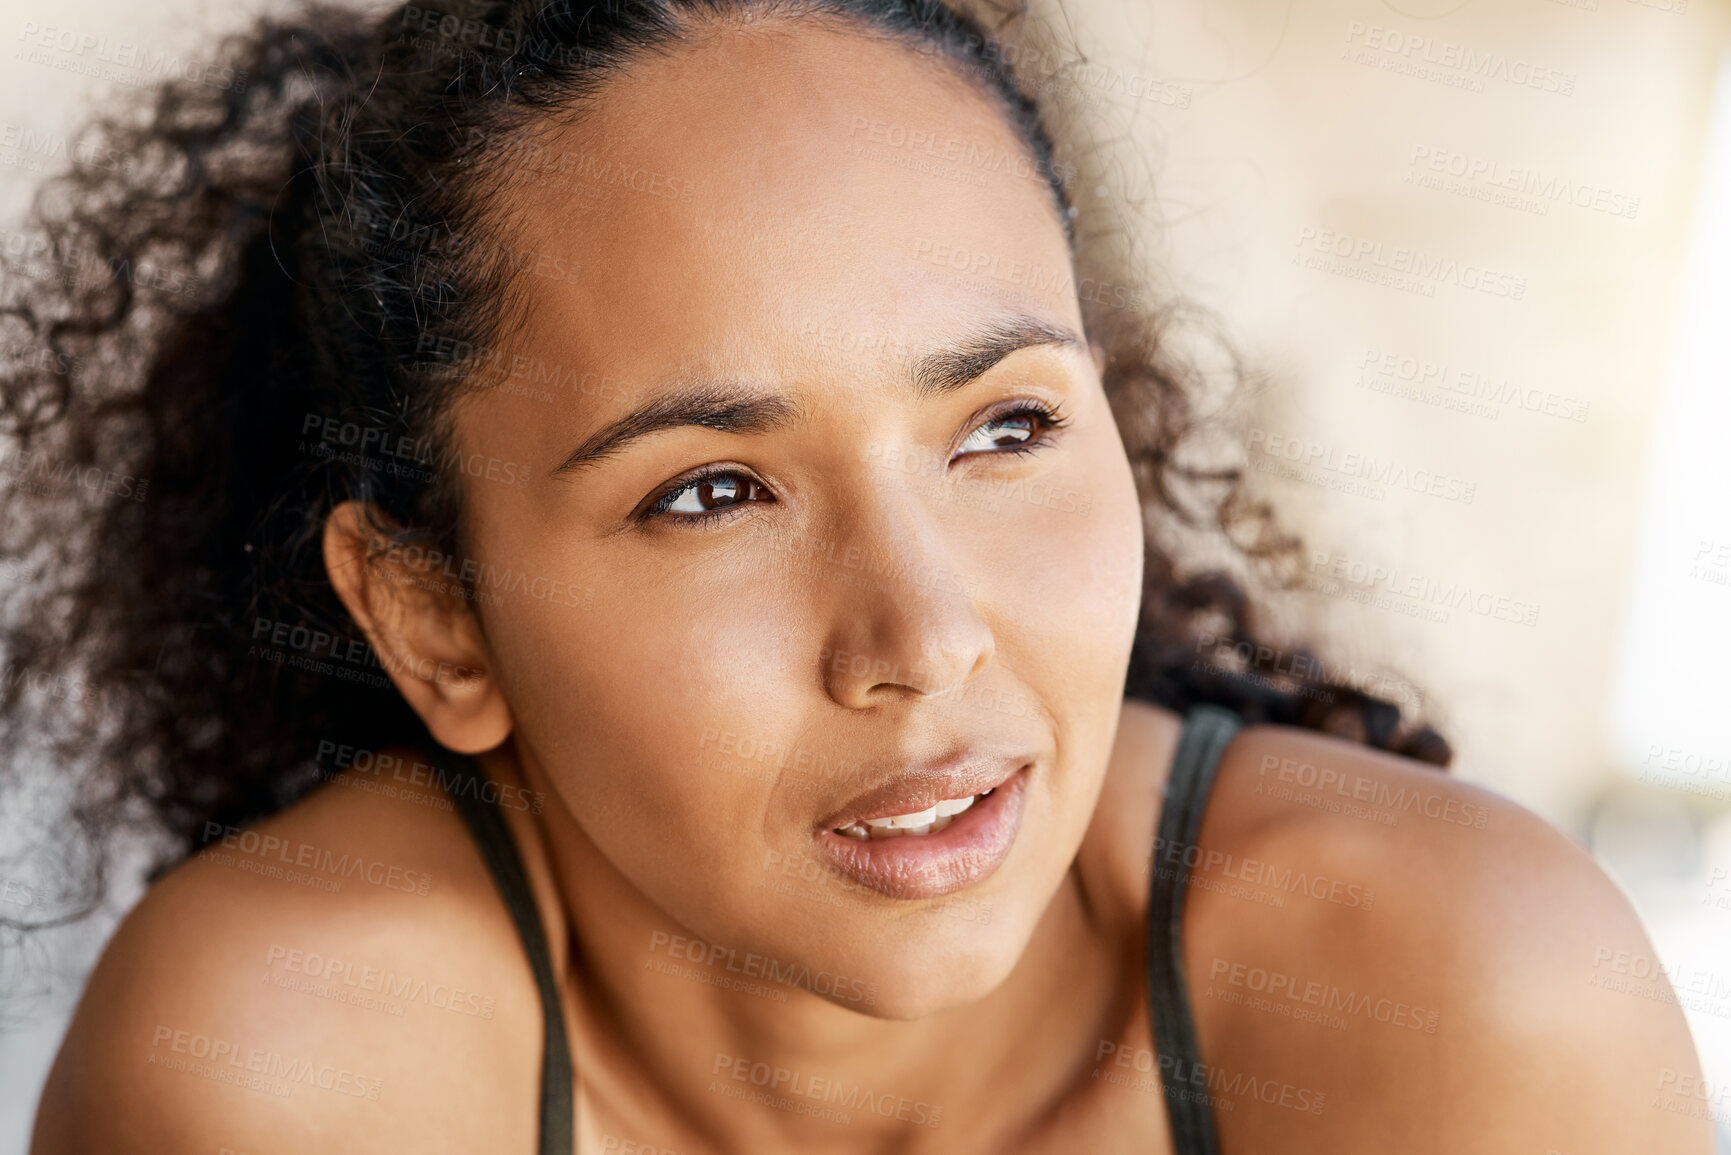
left=1176, top=723, right=1711, bottom=1154
left=30, top=761, right=545, bottom=1155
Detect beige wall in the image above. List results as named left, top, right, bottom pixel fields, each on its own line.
left=1026, top=0, right=1731, bottom=825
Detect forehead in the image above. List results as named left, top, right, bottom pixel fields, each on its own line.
left=485, top=19, right=1078, bottom=394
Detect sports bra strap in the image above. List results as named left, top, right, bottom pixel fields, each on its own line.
left=437, top=704, right=1241, bottom=1155
left=444, top=753, right=575, bottom=1155
left=1146, top=704, right=1244, bottom=1155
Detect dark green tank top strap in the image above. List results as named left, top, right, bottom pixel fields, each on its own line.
left=443, top=753, right=575, bottom=1155
left=1146, top=704, right=1244, bottom=1155
left=437, top=707, right=1237, bottom=1155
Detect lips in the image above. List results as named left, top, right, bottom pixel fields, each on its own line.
left=817, top=753, right=1026, bottom=831
left=812, top=757, right=1032, bottom=901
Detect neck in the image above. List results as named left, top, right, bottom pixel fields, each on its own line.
left=474, top=738, right=1129, bottom=1152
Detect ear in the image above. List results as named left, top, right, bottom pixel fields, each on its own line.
left=321, top=501, right=513, bottom=755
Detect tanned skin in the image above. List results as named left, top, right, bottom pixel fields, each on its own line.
left=32, top=18, right=1708, bottom=1155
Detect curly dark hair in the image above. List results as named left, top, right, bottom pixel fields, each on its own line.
left=0, top=0, right=1449, bottom=939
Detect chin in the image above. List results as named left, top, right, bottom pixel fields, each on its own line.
left=813, top=900, right=1039, bottom=1022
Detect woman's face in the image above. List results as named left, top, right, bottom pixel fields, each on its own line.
left=445, top=21, right=1145, bottom=1017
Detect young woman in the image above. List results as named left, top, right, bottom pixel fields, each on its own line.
left=2, top=0, right=1707, bottom=1151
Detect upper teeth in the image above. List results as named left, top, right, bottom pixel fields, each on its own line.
left=868, top=794, right=977, bottom=828
left=834, top=791, right=990, bottom=839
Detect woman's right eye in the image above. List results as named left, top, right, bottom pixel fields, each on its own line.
left=646, top=470, right=774, bottom=522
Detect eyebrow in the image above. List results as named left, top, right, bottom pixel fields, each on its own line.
left=550, top=312, right=1086, bottom=476
left=909, top=313, right=1085, bottom=398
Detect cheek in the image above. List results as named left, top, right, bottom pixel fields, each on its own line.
left=482, top=552, right=803, bottom=881
left=988, top=434, right=1144, bottom=679
left=1084, top=423, right=1149, bottom=649
left=976, top=428, right=1142, bottom=823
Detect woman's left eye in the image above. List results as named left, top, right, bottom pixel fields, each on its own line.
left=955, top=403, right=1067, bottom=457
left=647, top=471, right=772, bottom=521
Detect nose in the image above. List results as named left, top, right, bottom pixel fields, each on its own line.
left=818, top=492, right=995, bottom=710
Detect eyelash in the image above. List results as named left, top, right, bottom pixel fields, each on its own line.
left=641, top=399, right=1071, bottom=525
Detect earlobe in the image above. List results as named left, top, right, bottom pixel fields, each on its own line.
left=321, top=501, right=513, bottom=755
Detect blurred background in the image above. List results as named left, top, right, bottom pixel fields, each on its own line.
left=1, top=0, right=1729, bottom=1150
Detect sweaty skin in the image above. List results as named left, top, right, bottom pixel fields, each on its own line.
left=32, top=17, right=1708, bottom=1155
